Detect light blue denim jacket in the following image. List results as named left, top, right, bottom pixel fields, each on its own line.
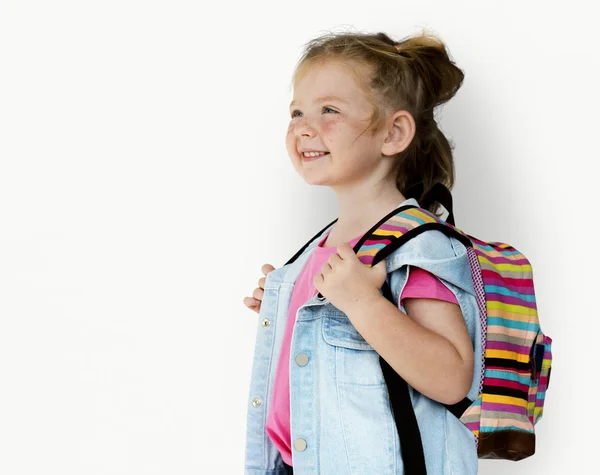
left=244, top=199, right=481, bottom=475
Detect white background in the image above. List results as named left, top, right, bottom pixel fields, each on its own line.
left=0, top=0, right=597, bottom=473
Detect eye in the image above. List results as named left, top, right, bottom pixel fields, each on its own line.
left=290, top=106, right=338, bottom=118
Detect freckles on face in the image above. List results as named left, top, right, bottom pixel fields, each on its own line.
left=321, top=115, right=341, bottom=135
left=323, top=113, right=370, bottom=150
left=286, top=123, right=297, bottom=153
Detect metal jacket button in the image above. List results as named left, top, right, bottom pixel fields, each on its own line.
left=251, top=397, right=262, bottom=408
left=295, top=353, right=309, bottom=366
left=294, top=438, right=307, bottom=452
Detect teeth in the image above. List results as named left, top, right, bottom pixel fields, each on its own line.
left=303, top=151, right=328, bottom=157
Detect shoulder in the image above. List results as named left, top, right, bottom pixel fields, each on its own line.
left=386, top=228, right=468, bottom=270
left=385, top=228, right=474, bottom=296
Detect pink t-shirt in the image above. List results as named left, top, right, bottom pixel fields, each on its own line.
left=265, top=232, right=458, bottom=465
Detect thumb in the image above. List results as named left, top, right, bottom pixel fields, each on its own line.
left=372, top=259, right=388, bottom=283
left=373, top=259, right=387, bottom=271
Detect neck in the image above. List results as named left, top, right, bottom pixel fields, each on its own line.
left=324, top=178, right=406, bottom=247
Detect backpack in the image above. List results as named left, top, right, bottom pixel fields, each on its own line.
left=284, top=185, right=552, bottom=473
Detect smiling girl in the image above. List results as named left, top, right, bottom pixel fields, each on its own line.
left=243, top=30, right=480, bottom=475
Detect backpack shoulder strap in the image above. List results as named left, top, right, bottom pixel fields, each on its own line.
left=351, top=205, right=472, bottom=269
left=283, top=217, right=337, bottom=266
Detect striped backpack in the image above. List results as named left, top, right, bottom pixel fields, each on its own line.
left=287, top=185, right=552, bottom=471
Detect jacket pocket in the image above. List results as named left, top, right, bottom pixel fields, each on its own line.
left=322, top=315, right=386, bottom=386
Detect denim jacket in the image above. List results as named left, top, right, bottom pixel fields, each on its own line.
left=244, top=199, right=482, bottom=475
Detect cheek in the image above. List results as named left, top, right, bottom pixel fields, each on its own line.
left=285, top=125, right=295, bottom=147
left=321, top=116, right=342, bottom=135
left=285, top=127, right=300, bottom=160
left=286, top=123, right=299, bottom=149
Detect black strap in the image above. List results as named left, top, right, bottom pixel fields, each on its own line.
left=380, top=281, right=427, bottom=474
left=420, top=183, right=455, bottom=226
left=443, top=397, right=473, bottom=420
left=380, top=276, right=473, bottom=474
left=283, top=218, right=337, bottom=266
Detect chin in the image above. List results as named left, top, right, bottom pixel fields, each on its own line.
left=303, top=178, right=329, bottom=186
left=300, top=173, right=334, bottom=186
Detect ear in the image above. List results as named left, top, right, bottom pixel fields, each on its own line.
left=381, top=110, right=416, bottom=156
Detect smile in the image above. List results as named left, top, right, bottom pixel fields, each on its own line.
left=302, top=152, right=330, bottom=161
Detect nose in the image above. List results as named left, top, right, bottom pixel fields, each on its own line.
left=294, top=119, right=317, bottom=138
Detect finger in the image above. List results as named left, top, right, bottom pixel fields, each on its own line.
left=261, top=263, right=275, bottom=275
left=373, top=259, right=387, bottom=270
left=373, top=259, right=387, bottom=276
left=328, top=253, right=342, bottom=267
left=320, top=262, right=332, bottom=276
left=243, top=297, right=260, bottom=309
left=336, top=242, right=355, bottom=259
left=258, top=276, right=266, bottom=289
left=253, top=287, right=264, bottom=301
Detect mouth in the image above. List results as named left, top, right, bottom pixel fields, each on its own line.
left=301, top=151, right=330, bottom=161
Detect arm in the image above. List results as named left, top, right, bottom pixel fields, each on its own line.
left=345, top=293, right=474, bottom=405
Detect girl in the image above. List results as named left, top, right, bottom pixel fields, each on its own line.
left=243, top=30, right=481, bottom=475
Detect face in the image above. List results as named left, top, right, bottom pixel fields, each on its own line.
left=286, top=60, right=389, bottom=188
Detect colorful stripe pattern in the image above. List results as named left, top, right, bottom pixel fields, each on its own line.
left=355, top=207, right=552, bottom=453
left=354, top=207, right=441, bottom=266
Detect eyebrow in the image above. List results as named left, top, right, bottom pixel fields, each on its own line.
left=289, top=95, right=349, bottom=108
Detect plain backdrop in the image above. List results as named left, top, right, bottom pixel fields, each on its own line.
left=0, top=0, right=597, bottom=473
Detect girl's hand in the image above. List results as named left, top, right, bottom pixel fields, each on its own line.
left=314, top=242, right=387, bottom=315
left=243, top=263, right=276, bottom=314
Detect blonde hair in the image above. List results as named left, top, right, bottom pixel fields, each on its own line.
left=292, top=29, right=465, bottom=215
